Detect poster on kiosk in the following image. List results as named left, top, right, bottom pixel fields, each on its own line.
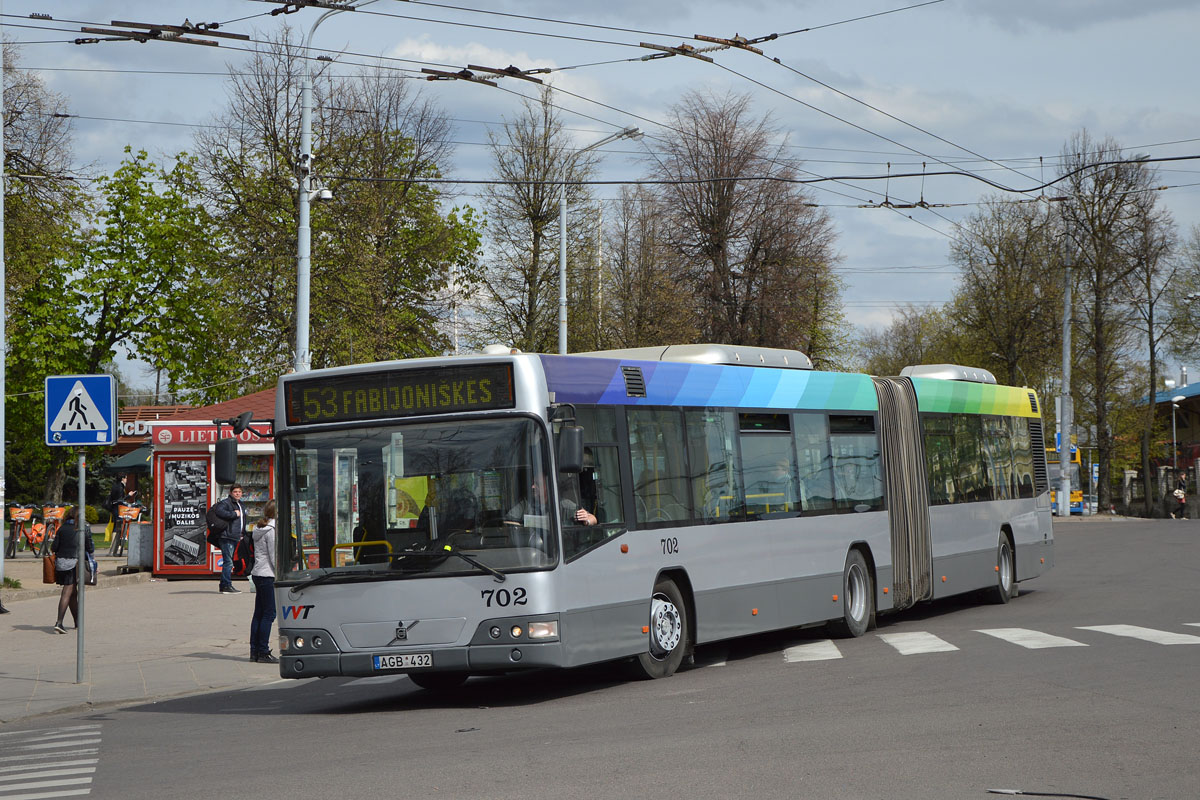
left=150, top=421, right=274, bottom=577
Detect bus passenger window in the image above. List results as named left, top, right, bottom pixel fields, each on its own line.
left=628, top=408, right=691, bottom=525
left=829, top=415, right=883, bottom=512
left=794, top=413, right=834, bottom=513
left=686, top=410, right=744, bottom=523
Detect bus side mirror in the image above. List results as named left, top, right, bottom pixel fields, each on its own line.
left=557, top=426, right=584, bottom=473
left=215, top=437, right=238, bottom=486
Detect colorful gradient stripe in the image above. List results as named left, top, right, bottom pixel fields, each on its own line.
left=538, top=355, right=1042, bottom=418
left=912, top=377, right=1041, bottom=418
left=539, top=355, right=878, bottom=412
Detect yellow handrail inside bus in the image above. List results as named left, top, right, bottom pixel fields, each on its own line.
left=330, top=540, right=394, bottom=562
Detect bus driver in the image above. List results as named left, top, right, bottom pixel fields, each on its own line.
left=505, top=473, right=597, bottom=528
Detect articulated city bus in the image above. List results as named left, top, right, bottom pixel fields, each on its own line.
left=263, top=345, right=1054, bottom=688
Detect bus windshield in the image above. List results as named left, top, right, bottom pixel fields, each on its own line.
left=278, top=417, right=556, bottom=581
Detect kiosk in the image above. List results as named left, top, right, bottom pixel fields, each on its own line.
left=149, top=421, right=274, bottom=578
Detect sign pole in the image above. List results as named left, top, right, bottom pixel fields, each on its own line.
left=76, top=454, right=85, bottom=684
left=44, top=375, right=114, bottom=685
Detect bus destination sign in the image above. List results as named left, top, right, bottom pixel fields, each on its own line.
left=285, top=363, right=516, bottom=426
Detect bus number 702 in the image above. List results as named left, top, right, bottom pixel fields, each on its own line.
left=481, top=588, right=528, bottom=608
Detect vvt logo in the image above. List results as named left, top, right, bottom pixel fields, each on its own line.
left=281, top=604, right=315, bottom=620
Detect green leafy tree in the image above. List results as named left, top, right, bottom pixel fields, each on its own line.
left=6, top=150, right=223, bottom=500
left=195, top=32, right=479, bottom=372
left=947, top=198, right=1064, bottom=389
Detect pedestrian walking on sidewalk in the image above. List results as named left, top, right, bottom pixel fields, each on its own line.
left=249, top=500, right=278, bottom=663
left=212, top=484, right=247, bottom=594
left=51, top=507, right=92, bottom=633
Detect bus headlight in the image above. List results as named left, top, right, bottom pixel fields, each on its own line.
left=527, top=621, right=558, bottom=640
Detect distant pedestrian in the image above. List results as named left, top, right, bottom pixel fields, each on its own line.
left=249, top=500, right=278, bottom=663
left=51, top=507, right=92, bottom=633
left=212, top=484, right=247, bottom=594
left=104, top=474, right=136, bottom=540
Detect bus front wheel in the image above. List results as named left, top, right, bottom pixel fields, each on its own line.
left=829, top=549, right=874, bottom=638
left=632, top=578, right=689, bottom=679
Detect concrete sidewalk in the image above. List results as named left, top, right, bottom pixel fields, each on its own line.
left=0, top=562, right=281, bottom=724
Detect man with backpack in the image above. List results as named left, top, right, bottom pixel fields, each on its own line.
left=210, top=484, right=247, bottom=594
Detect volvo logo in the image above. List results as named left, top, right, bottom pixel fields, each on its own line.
left=388, top=620, right=420, bottom=646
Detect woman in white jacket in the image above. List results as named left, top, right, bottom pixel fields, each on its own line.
left=249, top=500, right=278, bottom=663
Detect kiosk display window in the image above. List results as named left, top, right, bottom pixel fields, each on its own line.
left=161, top=458, right=209, bottom=566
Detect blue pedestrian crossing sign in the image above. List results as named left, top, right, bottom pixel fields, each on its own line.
left=45, top=375, right=117, bottom=446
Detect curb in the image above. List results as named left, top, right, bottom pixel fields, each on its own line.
left=3, top=569, right=152, bottom=603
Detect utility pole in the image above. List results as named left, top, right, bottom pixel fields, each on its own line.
left=296, top=1, right=379, bottom=371
left=1059, top=250, right=1073, bottom=517
left=1, top=0, right=9, bottom=591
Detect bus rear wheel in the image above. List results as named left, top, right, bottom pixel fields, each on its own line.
left=829, top=549, right=874, bottom=638
left=407, top=671, right=469, bottom=691
left=987, top=533, right=1016, bottom=605
left=632, top=578, right=688, bottom=679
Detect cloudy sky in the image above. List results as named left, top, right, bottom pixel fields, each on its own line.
left=4, top=0, right=1199, bottom=378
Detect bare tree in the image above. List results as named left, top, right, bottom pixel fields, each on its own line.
left=651, top=90, right=842, bottom=355
left=605, top=186, right=697, bottom=347
left=1121, top=187, right=1178, bottom=515
left=1058, top=130, right=1163, bottom=511
left=469, top=87, right=598, bottom=353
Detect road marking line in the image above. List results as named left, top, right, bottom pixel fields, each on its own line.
left=1076, top=625, right=1200, bottom=645
left=877, top=631, right=959, bottom=655
left=0, top=776, right=93, bottom=793
left=783, top=640, right=842, bottom=662
left=0, top=761, right=97, bottom=776
left=0, top=768, right=96, bottom=783
left=0, top=789, right=92, bottom=800
left=975, top=628, right=1088, bottom=649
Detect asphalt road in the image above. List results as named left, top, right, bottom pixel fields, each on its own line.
left=5, top=518, right=1197, bottom=800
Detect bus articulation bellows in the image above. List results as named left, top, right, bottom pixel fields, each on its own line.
left=264, top=344, right=1053, bottom=688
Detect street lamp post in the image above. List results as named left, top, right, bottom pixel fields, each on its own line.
left=295, top=0, right=378, bottom=373
left=558, top=127, right=640, bottom=355
left=1171, top=395, right=1186, bottom=477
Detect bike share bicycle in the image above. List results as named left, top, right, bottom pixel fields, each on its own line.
left=5, top=504, right=44, bottom=558
left=110, top=501, right=144, bottom=558
left=38, top=505, right=70, bottom=558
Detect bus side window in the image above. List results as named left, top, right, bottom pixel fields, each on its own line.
left=628, top=408, right=690, bottom=525
left=829, top=415, right=883, bottom=512
left=685, top=410, right=744, bottom=523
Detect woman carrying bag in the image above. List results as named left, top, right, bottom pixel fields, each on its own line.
left=50, top=507, right=92, bottom=634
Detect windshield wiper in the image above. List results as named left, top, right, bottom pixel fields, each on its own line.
left=394, top=546, right=507, bottom=583
left=288, top=568, right=398, bottom=593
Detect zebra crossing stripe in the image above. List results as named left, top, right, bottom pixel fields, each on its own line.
left=975, top=628, right=1088, bottom=649
left=783, top=640, right=842, bottom=662
left=1076, top=625, right=1200, bottom=645
left=877, top=631, right=959, bottom=655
